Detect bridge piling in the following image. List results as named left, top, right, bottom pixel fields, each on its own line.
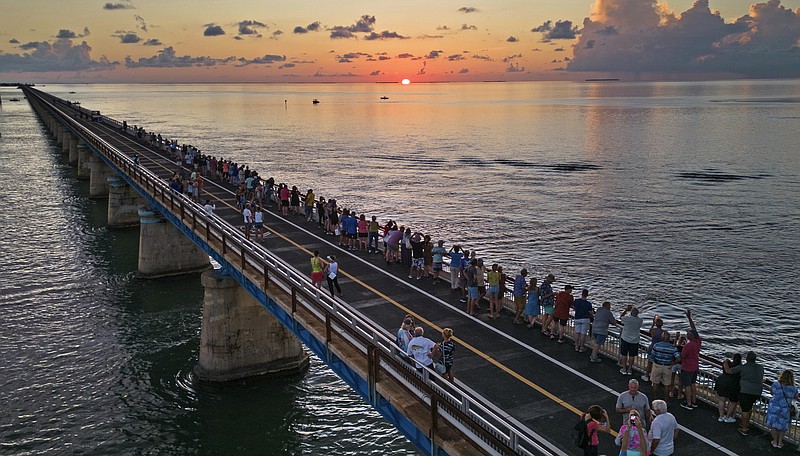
left=137, top=209, right=210, bottom=278
left=87, top=154, right=113, bottom=197
left=107, top=177, right=145, bottom=228
left=62, top=131, right=72, bottom=155
left=196, top=269, right=309, bottom=382
left=67, top=136, right=78, bottom=163
left=76, top=144, right=91, bottom=180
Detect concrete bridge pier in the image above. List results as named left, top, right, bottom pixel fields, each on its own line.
left=196, top=269, right=309, bottom=382
left=55, top=125, right=64, bottom=146
left=67, top=136, right=79, bottom=163
left=137, top=209, right=210, bottom=278
left=62, top=131, right=72, bottom=155
left=76, top=144, right=91, bottom=180
left=107, top=177, right=145, bottom=228
left=88, top=154, right=113, bottom=197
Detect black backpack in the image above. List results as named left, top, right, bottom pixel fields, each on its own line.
left=573, top=415, right=592, bottom=448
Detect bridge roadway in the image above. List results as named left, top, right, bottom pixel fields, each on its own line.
left=44, top=96, right=766, bottom=456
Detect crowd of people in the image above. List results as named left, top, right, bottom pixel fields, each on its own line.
left=125, top=123, right=798, bottom=454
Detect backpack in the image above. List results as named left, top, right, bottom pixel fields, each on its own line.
left=573, top=415, right=592, bottom=449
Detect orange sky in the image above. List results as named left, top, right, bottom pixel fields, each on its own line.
left=1, top=0, right=800, bottom=82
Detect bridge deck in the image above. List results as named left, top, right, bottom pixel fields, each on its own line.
left=53, top=101, right=775, bottom=456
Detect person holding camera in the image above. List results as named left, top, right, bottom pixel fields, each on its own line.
left=615, top=409, right=648, bottom=456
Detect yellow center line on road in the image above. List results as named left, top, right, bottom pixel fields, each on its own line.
left=102, top=130, right=598, bottom=425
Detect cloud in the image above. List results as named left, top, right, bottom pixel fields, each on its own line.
left=397, top=53, right=414, bottom=58
left=378, top=55, right=391, bottom=60
left=125, top=46, right=228, bottom=67
left=419, top=34, right=444, bottom=39
left=238, top=20, right=266, bottom=35
left=313, top=70, right=358, bottom=77
left=459, top=68, right=469, bottom=73
left=364, top=30, right=408, bottom=40
left=569, top=0, right=800, bottom=77
left=507, top=36, right=519, bottom=42
left=0, top=38, right=117, bottom=72
left=369, top=70, right=382, bottom=76
left=56, top=28, right=90, bottom=39
left=203, top=25, right=226, bottom=37
left=117, top=32, right=142, bottom=44
left=447, top=54, right=464, bottom=61
left=142, top=38, right=162, bottom=46
left=278, top=62, right=295, bottom=69
left=437, top=25, right=450, bottom=31
left=9, top=39, right=20, bottom=44
left=458, top=7, right=478, bottom=13
left=417, top=60, right=426, bottom=74
left=461, top=24, right=478, bottom=31
left=244, top=54, right=286, bottom=64
left=502, top=53, right=522, bottom=63
left=293, top=21, right=321, bottom=34
left=425, top=50, right=442, bottom=59
left=134, top=15, right=148, bottom=32
left=471, top=54, right=492, bottom=61
left=506, top=63, right=525, bottom=72
left=531, top=20, right=579, bottom=40
left=554, top=47, right=564, bottom=52
left=330, top=14, right=376, bottom=39
left=103, top=2, right=134, bottom=10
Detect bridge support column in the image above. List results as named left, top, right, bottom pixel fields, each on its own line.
left=137, top=210, right=210, bottom=278
left=67, top=136, right=79, bottom=163
left=108, top=177, right=145, bottom=228
left=62, top=131, right=72, bottom=154
left=55, top=126, right=64, bottom=145
left=196, top=269, right=309, bottom=382
left=88, top=154, right=113, bottom=197
left=76, top=144, right=91, bottom=180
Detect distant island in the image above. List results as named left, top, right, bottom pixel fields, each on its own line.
left=585, top=78, right=620, bottom=82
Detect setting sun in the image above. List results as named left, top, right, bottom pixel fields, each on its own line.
left=401, top=79, right=411, bottom=85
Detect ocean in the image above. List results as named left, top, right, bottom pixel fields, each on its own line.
left=1, top=80, right=798, bottom=454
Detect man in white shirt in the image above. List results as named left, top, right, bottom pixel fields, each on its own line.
left=649, top=399, right=679, bottom=456
left=203, top=200, right=215, bottom=216
left=406, top=327, right=437, bottom=371
left=242, top=203, right=253, bottom=240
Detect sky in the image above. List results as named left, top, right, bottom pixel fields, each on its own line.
left=1, top=0, right=800, bottom=83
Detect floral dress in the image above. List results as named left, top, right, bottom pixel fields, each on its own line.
left=765, top=381, right=798, bottom=431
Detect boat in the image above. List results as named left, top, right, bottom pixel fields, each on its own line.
left=8, top=98, right=21, bottom=102
left=380, top=96, right=389, bottom=100
left=312, top=98, right=320, bottom=104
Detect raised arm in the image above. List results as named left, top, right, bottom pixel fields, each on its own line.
left=686, top=309, right=696, bottom=331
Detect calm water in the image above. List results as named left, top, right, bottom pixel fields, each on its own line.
left=1, top=81, right=798, bottom=453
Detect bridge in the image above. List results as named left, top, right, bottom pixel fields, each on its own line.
left=21, top=86, right=798, bottom=455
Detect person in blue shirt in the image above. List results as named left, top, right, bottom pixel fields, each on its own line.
left=448, top=245, right=463, bottom=291
left=512, top=269, right=528, bottom=324
left=573, top=289, right=594, bottom=352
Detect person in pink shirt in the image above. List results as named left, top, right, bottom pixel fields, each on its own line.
left=677, top=309, right=702, bottom=410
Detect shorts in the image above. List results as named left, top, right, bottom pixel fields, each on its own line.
left=514, top=296, right=525, bottom=312
left=651, top=363, right=672, bottom=385
left=620, top=339, right=639, bottom=357
left=739, top=393, right=759, bottom=412
left=387, top=244, right=398, bottom=252
left=556, top=318, right=569, bottom=327
left=412, top=258, right=424, bottom=268
left=478, top=285, right=486, bottom=295
left=468, top=287, right=479, bottom=299
left=358, top=232, right=367, bottom=238
left=281, top=200, right=289, bottom=207
left=487, top=285, right=500, bottom=297
left=432, top=262, right=443, bottom=271
left=244, top=223, right=253, bottom=231
left=347, top=233, right=357, bottom=239
left=574, top=318, right=590, bottom=335
left=680, top=369, right=698, bottom=386
left=593, top=333, right=608, bottom=346
left=311, top=272, right=324, bottom=282
left=543, top=305, right=554, bottom=315
left=255, top=222, right=263, bottom=229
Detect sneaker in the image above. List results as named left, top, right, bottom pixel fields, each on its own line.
left=459, top=298, right=467, bottom=303
left=718, top=416, right=726, bottom=422
left=723, top=416, right=737, bottom=423
left=574, top=346, right=580, bottom=352
left=408, top=275, right=413, bottom=279
left=691, top=403, right=699, bottom=409
left=619, top=368, right=628, bottom=375
left=738, top=427, right=748, bottom=436
left=590, top=356, right=601, bottom=363
left=680, top=401, right=693, bottom=410
left=641, top=374, right=650, bottom=382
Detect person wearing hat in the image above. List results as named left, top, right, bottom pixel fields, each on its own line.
left=616, top=378, right=653, bottom=429
left=431, top=240, right=447, bottom=284
left=677, top=309, right=702, bottom=410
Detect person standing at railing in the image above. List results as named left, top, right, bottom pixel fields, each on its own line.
left=253, top=206, right=265, bottom=241
left=431, top=240, right=446, bottom=285
left=765, top=369, right=797, bottom=449
left=642, top=316, right=665, bottom=383
left=406, top=326, right=437, bottom=372
left=305, top=188, right=316, bottom=222
left=573, top=289, right=593, bottom=352
left=677, top=309, right=701, bottom=411
left=553, top=285, right=575, bottom=343
left=486, top=264, right=501, bottom=320
left=395, top=317, right=414, bottom=363
left=203, top=200, right=215, bottom=216
left=524, top=277, right=540, bottom=328
left=194, top=174, right=203, bottom=202
left=465, top=259, right=480, bottom=316
left=310, top=250, right=324, bottom=290
left=590, top=301, right=617, bottom=363
left=447, top=245, right=463, bottom=290
left=367, top=215, right=379, bottom=253
left=725, top=350, right=764, bottom=436
left=512, top=268, right=528, bottom=324
left=618, top=306, right=644, bottom=376
left=438, top=328, right=456, bottom=382
left=539, top=274, right=557, bottom=337
left=649, top=331, right=680, bottom=400
left=714, top=353, right=741, bottom=423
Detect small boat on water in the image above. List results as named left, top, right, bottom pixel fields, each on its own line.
left=380, top=96, right=389, bottom=100
left=312, top=98, right=320, bottom=104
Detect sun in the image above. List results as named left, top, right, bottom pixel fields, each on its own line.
left=401, top=79, right=411, bottom=85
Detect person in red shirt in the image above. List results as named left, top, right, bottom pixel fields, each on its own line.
left=553, top=285, right=574, bottom=343
left=581, top=405, right=610, bottom=456
left=677, top=309, right=702, bottom=410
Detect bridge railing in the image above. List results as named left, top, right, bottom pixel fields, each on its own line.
left=26, top=87, right=566, bottom=456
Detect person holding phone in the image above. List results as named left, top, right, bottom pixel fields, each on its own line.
left=616, top=409, right=648, bottom=456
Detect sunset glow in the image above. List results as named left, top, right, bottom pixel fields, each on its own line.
left=401, top=79, right=411, bottom=85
